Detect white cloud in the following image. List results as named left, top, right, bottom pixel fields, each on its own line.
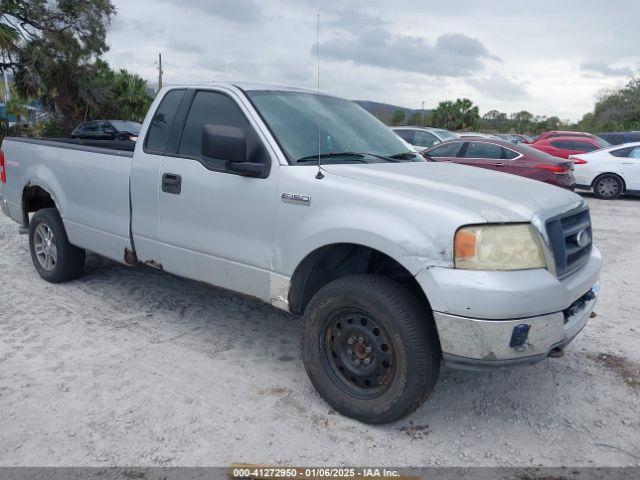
left=104, top=0, right=640, bottom=121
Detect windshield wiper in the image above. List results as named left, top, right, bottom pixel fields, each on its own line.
left=296, top=152, right=365, bottom=163
left=389, top=151, right=418, bottom=160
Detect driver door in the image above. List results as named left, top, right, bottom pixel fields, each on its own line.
left=155, top=88, right=279, bottom=302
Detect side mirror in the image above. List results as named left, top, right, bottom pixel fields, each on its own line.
left=202, top=124, right=246, bottom=163
left=201, top=124, right=267, bottom=178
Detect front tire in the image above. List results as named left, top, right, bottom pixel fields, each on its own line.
left=593, top=174, right=623, bottom=199
left=302, top=274, right=441, bottom=424
left=29, top=208, right=85, bottom=283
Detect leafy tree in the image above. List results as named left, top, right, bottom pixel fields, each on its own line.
left=430, top=98, right=479, bottom=131
left=407, top=112, right=422, bottom=125
left=390, top=109, right=406, bottom=126
left=1, top=0, right=116, bottom=130
left=511, top=110, right=534, bottom=133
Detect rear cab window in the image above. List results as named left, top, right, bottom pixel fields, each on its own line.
left=144, top=89, right=186, bottom=154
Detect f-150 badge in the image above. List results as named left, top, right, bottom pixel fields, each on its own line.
left=281, top=193, right=311, bottom=206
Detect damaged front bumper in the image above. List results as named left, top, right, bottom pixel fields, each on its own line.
left=417, top=247, right=601, bottom=370
left=434, top=282, right=598, bottom=369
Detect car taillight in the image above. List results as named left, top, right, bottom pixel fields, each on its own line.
left=536, top=164, right=569, bottom=174
left=0, top=151, right=6, bottom=183
left=573, top=158, right=588, bottom=165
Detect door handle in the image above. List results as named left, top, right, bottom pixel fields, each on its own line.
left=161, top=173, right=182, bottom=194
left=493, top=162, right=505, bottom=167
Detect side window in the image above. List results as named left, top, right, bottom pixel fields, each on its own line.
left=551, top=140, right=573, bottom=149
left=610, top=147, right=632, bottom=157
left=413, top=130, right=439, bottom=148
left=178, top=90, right=267, bottom=171
left=629, top=147, right=640, bottom=159
left=464, top=142, right=503, bottom=159
left=394, top=129, right=415, bottom=143
left=574, top=141, right=596, bottom=152
left=428, top=141, right=463, bottom=157
left=100, top=122, right=115, bottom=133
left=502, top=147, right=519, bottom=160
left=145, top=89, right=186, bottom=154
left=84, top=122, right=98, bottom=133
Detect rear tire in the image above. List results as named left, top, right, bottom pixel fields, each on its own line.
left=593, top=174, right=623, bottom=199
left=29, top=208, right=85, bottom=283
left=302, top=274, right=441, bottom=424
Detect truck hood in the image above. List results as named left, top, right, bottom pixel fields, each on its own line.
left=323, top=161, right=584, bottom=223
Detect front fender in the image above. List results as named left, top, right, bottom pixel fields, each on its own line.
left=275, top=203, right=453, bottom=277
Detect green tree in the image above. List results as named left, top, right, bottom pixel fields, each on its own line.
left=430, top=98, right=479, bottom=131
left=1, top=0, right=116, bottom=130
left=511, top=110, right=534, bottom=133
left=407, top=112, right=422, bottom=125
left=390, top=108, right=406, bottom=126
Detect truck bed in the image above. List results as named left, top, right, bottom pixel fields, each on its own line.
left=1, top=136, right=134, bottom=264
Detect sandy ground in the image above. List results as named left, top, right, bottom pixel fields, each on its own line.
left=0, top=194, right=639, bottom=467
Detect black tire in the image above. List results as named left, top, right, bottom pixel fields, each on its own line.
left=28, top=208, right=85, bottom=283
left=302, top=274, right=441, bottom=424
left=592, top=173, right=624, bottom=200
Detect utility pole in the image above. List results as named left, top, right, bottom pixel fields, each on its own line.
left=421, top=101, right=425, bottom=126
left=158, top=53, right=163, bottom=91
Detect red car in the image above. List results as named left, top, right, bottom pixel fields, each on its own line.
left=535, top=130, right=601, bottom=142
left=530, top=135, right=609, bottom=159
left=423, top=137, right=575, bottom=189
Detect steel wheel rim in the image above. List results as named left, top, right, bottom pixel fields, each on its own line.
left=597, top=178, right=619, bottom=197
left=321, top=308, right=396, bottom=399
left=34, top=224, right=57, bottom=271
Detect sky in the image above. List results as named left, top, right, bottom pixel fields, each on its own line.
left=104, top=0, right=640, bottom=122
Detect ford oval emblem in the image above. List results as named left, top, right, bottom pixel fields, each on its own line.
left=576, top=229, right=591, bottom=247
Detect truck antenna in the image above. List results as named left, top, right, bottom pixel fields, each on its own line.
left=315, top=13, right=324, bottom=180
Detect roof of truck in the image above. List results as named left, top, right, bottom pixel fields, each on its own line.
left=166, top=81, right=328, bottom=95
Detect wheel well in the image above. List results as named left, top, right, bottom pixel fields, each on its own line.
left=592, top=172, right=626, bottom=192
left=22, top=185, right=56, bottom=225
left=288, top=243, right=430, bottom=315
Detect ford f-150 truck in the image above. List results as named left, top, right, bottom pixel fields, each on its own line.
left=0, top=83, right=601, bottom=424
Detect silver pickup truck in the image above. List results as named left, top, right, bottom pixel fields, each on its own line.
left=0, top=83, right=601, bottom=423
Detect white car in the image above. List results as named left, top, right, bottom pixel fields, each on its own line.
left=570, top=142, right=640, bottom=199
left=392, top=126, right=459, bottom=149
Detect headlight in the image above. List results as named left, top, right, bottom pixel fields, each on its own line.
left=454, top=224, right=546, bottom=270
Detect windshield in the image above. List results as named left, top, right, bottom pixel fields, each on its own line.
left=433, top=129, right=458, bottom=141
left=247, top=91, right=419, bottom=164
left=595, top=137, right=611, bottom=148
left=109, top=120, right=142, bottom=133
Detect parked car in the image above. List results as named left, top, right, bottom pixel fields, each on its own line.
left=598, top=131, right=640, bottom=146
left=423, top=137, right=575, bottom=189
left=530, top=135, right=610, bottom=159
left=511, top=134, right=534, bottom=144
left=570, top=142, right=640, bottom=199
left=392, top=126, right=459, bottom=149
left=457, top=132, right=501, bottom=140
left=1, top=83, right=600, bottom=424
left=534, top=130, right=603, bottom=142
left=495, top=134, right=521, bottom=143
left=71, top=120, right=141, bottom=141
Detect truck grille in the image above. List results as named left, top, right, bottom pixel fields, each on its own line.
left=545, top=208, right=592, bottom=277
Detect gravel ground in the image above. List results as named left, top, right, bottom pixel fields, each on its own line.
left=0, top=194, right=639, bottom=467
